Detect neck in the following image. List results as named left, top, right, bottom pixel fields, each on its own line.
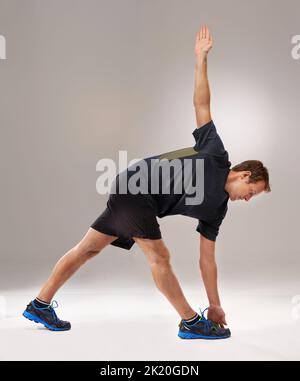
left=225, top=170, right=235, bottom=194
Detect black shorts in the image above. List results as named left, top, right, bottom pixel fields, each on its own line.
left=90, top=193, right=162, bottom=251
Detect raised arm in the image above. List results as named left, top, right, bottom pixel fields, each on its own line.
left=193, top=25, right=213, bottom=128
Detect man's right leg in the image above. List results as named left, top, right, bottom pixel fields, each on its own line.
left=133, top=237, right=197, bottom=321
left=37, top=228, right=118, bottom=303
left=23, top=228, right=118, bottom=331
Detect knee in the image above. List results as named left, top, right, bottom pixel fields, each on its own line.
left=74, top=243, right=100, bottom=261
left=147, top=247, right=171, bottom=268
left=134, top=238, right=171, bottom=267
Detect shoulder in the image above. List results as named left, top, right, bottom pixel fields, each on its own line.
left=192, top=120, right=216, bottom=143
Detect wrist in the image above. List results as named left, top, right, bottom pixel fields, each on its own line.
left=195, top=52, right=207, bottom=62
left=209, top=302, right=221, bottom=308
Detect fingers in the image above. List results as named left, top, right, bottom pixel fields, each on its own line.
left=207, top=26, right=212, bottom=42
left=199, top=26, right=203, bottom=40
left=219, top=319, right=227, bottom=328
left=198, top=25, right=212, bottom=41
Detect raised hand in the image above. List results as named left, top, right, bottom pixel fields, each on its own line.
left=194, top=25, right=213, bottom=57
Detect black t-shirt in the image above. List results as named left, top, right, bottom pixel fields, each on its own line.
left=116, top=120, right=231, bottom=242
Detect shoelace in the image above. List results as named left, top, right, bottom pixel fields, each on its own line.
left=182, top=307, right=221, bottom=331
left=197, top=307, right=214, bottom=330
left=199, top=307, right=221, bottom=331
left=32, top=300, right=59, bottom=322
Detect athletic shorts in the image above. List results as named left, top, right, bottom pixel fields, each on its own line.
left=90, top=193, right=162, bottom=251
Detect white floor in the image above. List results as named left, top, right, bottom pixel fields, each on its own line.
left=1, top=281, right=300, bottom=361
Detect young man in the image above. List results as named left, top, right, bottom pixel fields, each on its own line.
left=23, top=26, right=270, bottom=339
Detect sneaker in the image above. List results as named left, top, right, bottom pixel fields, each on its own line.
left=178, top=307, right=231, bottom=340
left=22, top=300, right=71, bottom=331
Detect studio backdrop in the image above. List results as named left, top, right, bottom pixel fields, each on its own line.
left=0, top=0, right=299, bottom=361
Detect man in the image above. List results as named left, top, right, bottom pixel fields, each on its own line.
left=23, top=25, right=270, bottom=339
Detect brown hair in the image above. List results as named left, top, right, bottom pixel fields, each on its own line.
left=231, top=160, right=271, bottom=193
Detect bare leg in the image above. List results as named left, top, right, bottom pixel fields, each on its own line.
left=37, top=228, right=118, bottom=302
left=133, top=237, right=197, bottom=320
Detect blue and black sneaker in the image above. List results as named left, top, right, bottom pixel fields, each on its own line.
left=23, top=300, right=71, bottom=331
left=178, top=307, right=231, bottom=340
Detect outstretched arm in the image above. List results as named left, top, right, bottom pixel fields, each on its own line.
left=199, top=234, right=227, bottom=327
left=193, top=25, right=213, bottom=128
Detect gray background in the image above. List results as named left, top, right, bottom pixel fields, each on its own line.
left=1, top=0, right=300, bottom=362
left=0, top=0, right=299, bottom=291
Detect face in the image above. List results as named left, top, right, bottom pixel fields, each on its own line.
left=227, top=171, right=266, bottom=202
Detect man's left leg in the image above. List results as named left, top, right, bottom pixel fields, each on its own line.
left=133, top=236, right=231, bottom=339
left=133, top=237, right=197, bottom=320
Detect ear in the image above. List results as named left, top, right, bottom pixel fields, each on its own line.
left=244, top=170, right=252, bottom=179
left=240, top=171, right=251, bottom=180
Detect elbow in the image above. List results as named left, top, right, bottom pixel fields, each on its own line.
left=199, top=253, right=217, bottom=271
left=199, top=257, right=216, bottom=273
left=193, top=101, right=210, bottom=109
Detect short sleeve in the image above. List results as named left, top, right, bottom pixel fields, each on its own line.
left=192, top=120, right=227, bottom=157
left=196, top=220, right=219, bottom=241
left=196, top=211, right=227, bottom=241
